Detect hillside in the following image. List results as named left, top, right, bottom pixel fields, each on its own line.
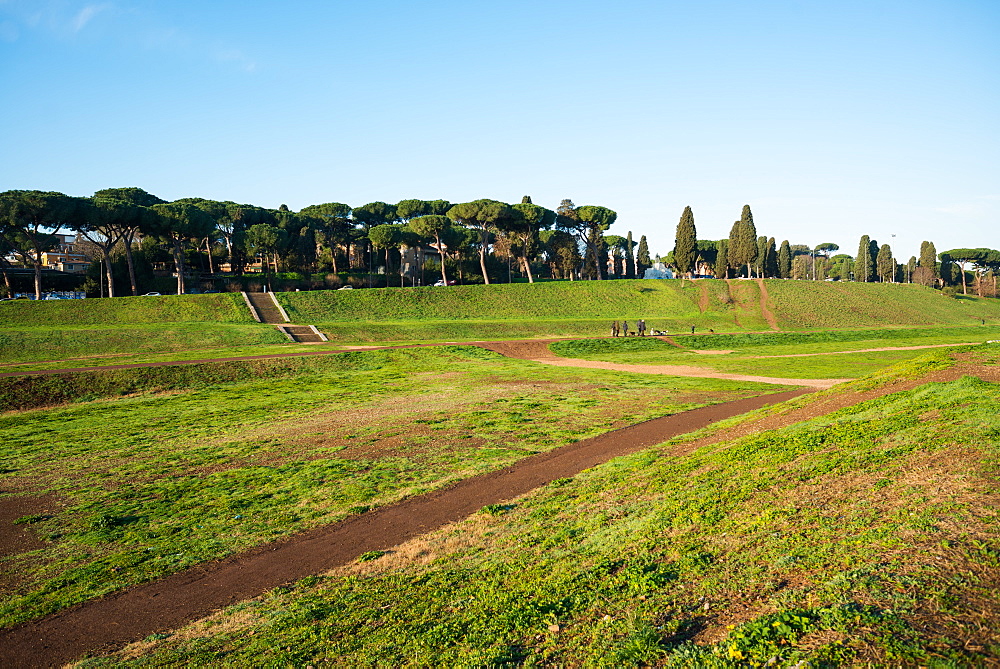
left=0, top=293, right=256, bottom=327
left=279, top=279, right=1000, bottom=334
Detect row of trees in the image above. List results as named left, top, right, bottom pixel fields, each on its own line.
left=0, top=189, right=646, bottom=299
left=669, top=204, right=1000, bottom=295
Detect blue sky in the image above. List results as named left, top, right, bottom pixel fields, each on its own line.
left=2, top=0, right=997, bottom=260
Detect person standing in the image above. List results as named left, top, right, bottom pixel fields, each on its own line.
left=611, top=320, right=620, bottom=337
left=637, top=319, right=646, bottom=336
left=622, top=320, right=630, bottom=337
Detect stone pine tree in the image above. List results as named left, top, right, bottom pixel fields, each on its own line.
left=778, top=240, right=792, bottom=279
left=876, top=243, right=894, bottom=282
left=728, top=205, right=758, bottom=277
left=624, top=231, right=635, bottom=279
left=715, top=239, right=728, bottom=278
left=636, top=235, right=651, bottom=277
left=856, top=235, right=875, bottom=282
left=672, top=206, right=697, bottom=279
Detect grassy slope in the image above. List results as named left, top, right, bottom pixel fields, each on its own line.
left=0, top=347, right=776, bottom=629
left=279, top=280, right=1000, bottom=342
left=4, top=281, right=1000, bottom=360
left=90, top=348, right=1000, bottom=667
left=0, top=293, right=286, bottom=363
left=0, top=293, right=255, bottom=326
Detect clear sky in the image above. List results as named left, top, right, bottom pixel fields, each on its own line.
left=2, top=0, right=997, bottom=260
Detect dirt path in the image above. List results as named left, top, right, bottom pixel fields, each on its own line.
left=4, top=345, right=996, bottom=667
left=698, top=281, right=710, bottom=312
left=0, top=389, right=811, bottom=668
left=753, top=342, right=981, bottom=358
left=756, top=278, right=781, bottom=331
left=475, top=340, right=850, bottom=389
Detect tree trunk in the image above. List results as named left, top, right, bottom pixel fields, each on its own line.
left=436, top=234, right=449, bottom=285
left=206, top=238, right=215, bottom=275
left=102, top=246, right=116, bottom=298
left=123, top=229, right=139, bottom=295
left=33, top=255, right=43, bottom=301
left=960, top=263, right=968, bottom=294
left=172, top=238, right=185, bottom=295
left=0, top=257, right=11, bottom=296
left=521, top=256, right=534, bottom=283
left=478, top=229, right=490, bottom=284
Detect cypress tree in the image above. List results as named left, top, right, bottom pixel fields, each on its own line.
left=625, top=231, right=635, bottom=279
left=715, top=239, right=728, bottom=279
left=876, top=243, right=894, bottom=282
left=856, top=235, right=874, bottom=282
left=727, top=221, right=741, bottom=275
left=919, top=241, right=938, bottom=277
left=636, top=235, right=651, bottom=277
left=755, top=236, right=767, bottom=277
left=673, top=206, right=697, bottom=279
left=728, top=205, right=758, bottom=277
left=765, top=237, right=778, bottom=278
left=778, top=240, right=792, bottom=279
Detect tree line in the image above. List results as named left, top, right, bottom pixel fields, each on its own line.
left=0, top=189, right=656, bottom=299
left=669, top=204, right=1000, bottom=296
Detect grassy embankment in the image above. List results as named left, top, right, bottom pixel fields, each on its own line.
left=0, top=293, right=289, bottom=366
left=4, top=281, right=1000, bottom=370
left=280, top=279, right=1000, bottom=342
left=0, top=346, right=780, bottom=629
left=82, top=345, right=1000, bottom=666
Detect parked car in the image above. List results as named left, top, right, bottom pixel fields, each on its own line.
left=142, top=292, right=162, bottom=296
left=433, top=279, right=457, bottom=286
left=337, top=285, right=354, bottom=290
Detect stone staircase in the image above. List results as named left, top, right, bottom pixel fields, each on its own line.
left=242, top=292, right=328, bottom=343
left=279, top=325, right=327, bottom=343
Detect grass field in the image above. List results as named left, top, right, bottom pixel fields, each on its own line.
left=81, top=348, right=1000, bottom=666
left=0, top=347, right=779, bottom=629
left=547, top=326, right=1000, bottom=379
left=5, top=281, right=1000, bottom=364
left=3, top=284, right=1000, bottom=666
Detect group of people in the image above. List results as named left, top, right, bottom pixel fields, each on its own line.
left=610, top=319, right=647, bottom=337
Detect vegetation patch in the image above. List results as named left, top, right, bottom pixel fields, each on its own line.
left=90, top=370, right=1000, bottom=666
left=0, top=347, right=763, bottom=628
left=0, top=293, right=254, bottom=327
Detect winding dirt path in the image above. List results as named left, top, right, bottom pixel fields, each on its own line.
left=753, top=342, right=980, bottom=358
left=0, top=389, right=810, bottom=668
left=3, top=341, right=996, bottom=667
left=475, top=340, right=850, bottom=389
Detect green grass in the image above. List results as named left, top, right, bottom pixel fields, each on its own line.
left=279, top=280, right=1000, bottom=337
left=547, top=327, right=997, bottom=379
left=0, top=347, right=779, bottom=629
left=85, top=355, right=1000, bottom=666
left=0, top=324, right=290, bottom=365
left=0, top=293, right=254, bottom=327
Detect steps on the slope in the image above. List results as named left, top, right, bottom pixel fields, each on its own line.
left=243, top=292, right=328, bottom=343
left=280, top=325, right=328, bottom=343
left=243, top=291, right=287, bottom=324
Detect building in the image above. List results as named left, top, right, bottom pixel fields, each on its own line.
left=39, top=234, right=91, bottom=274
